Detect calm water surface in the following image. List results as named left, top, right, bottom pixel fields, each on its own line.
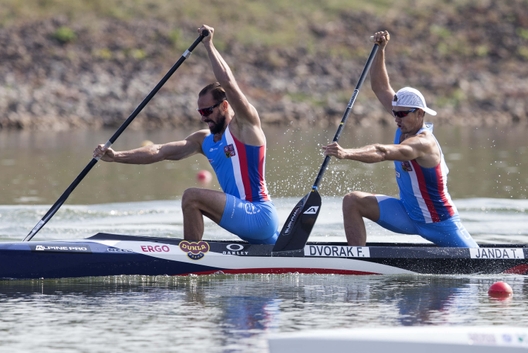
left=1, top=125, right=528, bottom=352
left=2, top=274, right=528, bottom=353
left=1, top=124, right=527, bottom=205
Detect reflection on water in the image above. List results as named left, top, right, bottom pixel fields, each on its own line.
left=1, top=124, right=527, bottom=353
left=1, top=274, right=527, bottom=352
left=0, top=125, right=527, bottom=205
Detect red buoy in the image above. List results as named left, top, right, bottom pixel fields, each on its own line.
left=196, top=170, right=212, bottom=184
left=488, top=281, right=513, bottom=299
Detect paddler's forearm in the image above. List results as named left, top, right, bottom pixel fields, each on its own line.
left=342, top=144, right=389, bottom=163
left=112, top=145, right=163, bottom=164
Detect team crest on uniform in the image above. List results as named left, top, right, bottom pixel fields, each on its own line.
left=401, top=161, right=413, bottom=172
left=224, top=144, right=236, bottom=158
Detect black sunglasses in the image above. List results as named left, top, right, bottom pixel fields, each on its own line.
left=197, top=101, right=224, bottom=117
left=392, top=108, right=418, bottom=118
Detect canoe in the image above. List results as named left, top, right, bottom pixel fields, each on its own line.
left=267, top=326, right=528, bottom=353
left=0, top=232, right=527, bottom=279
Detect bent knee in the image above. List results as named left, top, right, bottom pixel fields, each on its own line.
left=343, top=191, right=369, bottom=207
left=182, top=188, right=227, bottom=216
left=181, top=187, right=202, bottom=207
left=343, top=191, right=379, bottom=219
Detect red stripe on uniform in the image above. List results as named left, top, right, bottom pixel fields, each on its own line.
left=411, top=160, right=440, bottom=222
left=232, top=136, right=252, bottom=202
left=258, top=146, right=269, bottom=201
left=435, top=165, right=456, bottom=217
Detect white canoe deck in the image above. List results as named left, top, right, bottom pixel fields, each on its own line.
left=268, top=326, right=528, bottom=353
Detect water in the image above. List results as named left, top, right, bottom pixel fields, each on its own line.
left=1, top=125, right=527, bottom=205
left=1, top=273, right=528, bottom=353
left=1, top=125, right=528, bottom=352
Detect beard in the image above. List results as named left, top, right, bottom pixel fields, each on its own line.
left=208, top=114, right=226, bottom=135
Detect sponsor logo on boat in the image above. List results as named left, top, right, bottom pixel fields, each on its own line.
left=470, top=248, right=525, bottom=259
left=107, top=247, right=133, bottom=253
left=303, top=206, right=319, bottom=215
left=223, top=243, right=249, bottom=256
left=283, top=205, right=302, bottom=235
left=33, top=244, right=91, bottom=253
left=179, top=240, right=210, bottom=260
left=467, top=333, right=496, bottom=345
left=140, top=244, right=171, bottom=253
left=305, top=245, right=370, bottom=258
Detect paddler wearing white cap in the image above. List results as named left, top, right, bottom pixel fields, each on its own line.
left=322, top=30, right=478, bottom=248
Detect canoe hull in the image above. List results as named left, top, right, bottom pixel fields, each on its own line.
left=1, top=233, right=527, bottom=279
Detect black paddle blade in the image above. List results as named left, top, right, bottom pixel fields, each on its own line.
left=272, top=190, right=321, bottom=253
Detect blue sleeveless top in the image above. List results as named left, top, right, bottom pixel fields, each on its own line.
left=394, top=123, right=458, bottom=223
left=202, top=126, right=271, bottom=202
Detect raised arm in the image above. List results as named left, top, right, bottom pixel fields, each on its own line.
left=370, top=30, right=396, bottom=115
left=199, top=24, right=263, bottom=139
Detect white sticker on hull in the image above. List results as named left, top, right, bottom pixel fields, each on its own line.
left=305, top=245, right=370, bottom=258
left=470, top=248, right=525, bottom=259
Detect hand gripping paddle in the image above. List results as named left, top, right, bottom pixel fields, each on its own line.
left=272, top=42, right=379, bottom=254
left=24, top=30, right=209, bottom=241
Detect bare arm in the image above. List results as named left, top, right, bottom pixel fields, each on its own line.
left=199, top=24, right=264, bottom=144
left=323, top=133, right=439, bottom=166
left=370, top=30, right=395, bottom=115
left=93, top=130, right=209, bottom=164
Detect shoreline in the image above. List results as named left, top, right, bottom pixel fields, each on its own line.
left=1, top=2, right=527, bottom=130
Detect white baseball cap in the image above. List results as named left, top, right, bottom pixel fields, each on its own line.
left=392, top=87, right=437, bottom=116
